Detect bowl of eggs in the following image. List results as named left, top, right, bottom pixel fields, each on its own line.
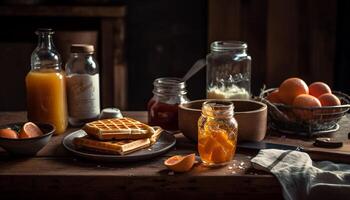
left=260, top=77, right=350, bottom=136
left=0, top=122, right=55, bottom=156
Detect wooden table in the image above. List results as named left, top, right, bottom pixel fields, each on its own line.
left=0, top=112, right=282, bottom=200
left=2, top=111, right=349, bottom=200
left=0, top=111, right=281, bottom=200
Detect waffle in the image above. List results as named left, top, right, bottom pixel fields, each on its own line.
left=73, top=128, right=162, bottom=155
left=83, top=117, right=155, bottom=140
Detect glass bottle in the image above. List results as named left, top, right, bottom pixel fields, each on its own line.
left=65, top=44, right=100, bottom=126
left=206, top=41, right=251, bottom=99
left=26, top=28, right=68, bottom=134
left=147, top=77, right=189, bottom=131
left=198, top=100, right=238, bottom=166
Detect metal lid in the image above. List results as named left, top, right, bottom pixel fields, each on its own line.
left=71, top=44, right=94, bottom=53
left=98, top=108, right=123, bottom=119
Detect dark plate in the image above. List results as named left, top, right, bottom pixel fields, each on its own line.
left=62, top=129, right=176, bottom=162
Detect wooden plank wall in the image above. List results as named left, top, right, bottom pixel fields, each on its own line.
left=208, top=0, right=337, bottom=94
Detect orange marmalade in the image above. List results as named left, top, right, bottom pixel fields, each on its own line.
left=198, top=101, right=238, bottom=166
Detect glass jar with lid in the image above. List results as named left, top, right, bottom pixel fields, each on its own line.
left=198, top=100, right=238, bottom=166
left=65, top=44, right=100, bottom=126
left=147, top=77, right=189, bottom=131
left=207, top=41, right=251, bottom=100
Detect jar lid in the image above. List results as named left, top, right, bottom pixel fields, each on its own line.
left=99, top=107, right=123, bottom=120
left=71, top=44, right=94, bottom=53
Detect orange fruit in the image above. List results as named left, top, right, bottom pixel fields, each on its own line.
left=318, top=93, right=341, bottom=118
left=278, top=78, right=309, bottom=105
left=318, top=93, right=341, bottom=107
left=266, top=89, right=282, bottom=104
left=19, top=122, right=43, bottom=139
left=164, top=153, right=195, bottom=172
left=0, top=128, right=18, bottom=139
left=309, top=82, right=332, bottom=98
left=293, top=94, right=321, bottom=120
left=293, top=94, right=322, bottom=107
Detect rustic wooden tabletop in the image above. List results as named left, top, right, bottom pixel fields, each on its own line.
left=1, top=111, right=349, bottom=200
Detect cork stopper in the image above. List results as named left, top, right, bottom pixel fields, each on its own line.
left=70, top=44, right=94, bottom=53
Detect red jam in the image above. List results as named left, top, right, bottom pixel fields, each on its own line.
left=147, top=98, right=179, bottom=131
left=147, top=77, right=188, bottom=131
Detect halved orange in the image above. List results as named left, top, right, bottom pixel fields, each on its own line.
left=164, top=153, right=195, bottom=172
left=19, top=122, right=43, bottom=139
left=0, top=128, right=18, bottom=139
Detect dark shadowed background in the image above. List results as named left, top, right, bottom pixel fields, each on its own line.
left=0, top=0, right=348, bottom=111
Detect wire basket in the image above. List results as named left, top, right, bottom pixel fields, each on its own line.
left=259, top=88, right=350, bottom=136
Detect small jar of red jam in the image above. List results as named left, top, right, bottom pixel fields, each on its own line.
left=147, top=77, right=189, bottom=131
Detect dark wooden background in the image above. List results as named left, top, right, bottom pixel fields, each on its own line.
left=209, top=0, right=339, bottom=94
left=126, top=0, right=207, bottom=110
left=0, top=0, right=348, bottom=111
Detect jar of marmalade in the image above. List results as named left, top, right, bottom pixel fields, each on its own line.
left=147, top=77, right=189, bottom=131
left=198, top=100, right=238, bottom=166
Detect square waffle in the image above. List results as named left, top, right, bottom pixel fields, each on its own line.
left=73, top=128, right=162, bottom=155
left=83, top=117, right=155, bottom=140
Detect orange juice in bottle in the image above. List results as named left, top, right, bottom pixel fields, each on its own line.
left=198, top=101, right=238, bottom=166
left=26, top=28, right=68, bottom=134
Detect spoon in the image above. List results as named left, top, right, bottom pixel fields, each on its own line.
left=182, top=59, right=206, bottom=82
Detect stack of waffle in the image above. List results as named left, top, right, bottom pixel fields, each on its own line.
left=73, top=118, right=161, bottom=155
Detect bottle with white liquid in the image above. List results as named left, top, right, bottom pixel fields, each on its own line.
left=65, top=44, right=100, bottom=126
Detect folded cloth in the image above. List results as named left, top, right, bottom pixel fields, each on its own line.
left=251, top=149, right=350, bottom=200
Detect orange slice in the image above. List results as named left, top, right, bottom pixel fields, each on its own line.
left=164, top=153, right=195, bottom=172
left=214, top=131, right=234, bottom=152
left=210, top=144, right=227, bottom=163
left=200, top=135, right=217, bottom=156
left=198, top=142, right=211, bottom=162
left=0, top=128, right=18, bottom=139
left=19, top=122, right=43, bottom=139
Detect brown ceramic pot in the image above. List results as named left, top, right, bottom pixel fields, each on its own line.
left=178, top=99, right=267, bottom=142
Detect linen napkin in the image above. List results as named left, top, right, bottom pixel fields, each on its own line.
left=251, top=149, right=350, bottom=200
